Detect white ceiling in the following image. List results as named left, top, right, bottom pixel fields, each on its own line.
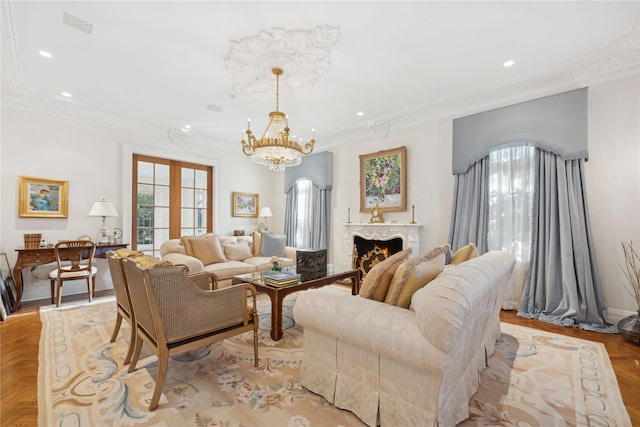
left=2, top=1, right=639, bottom=152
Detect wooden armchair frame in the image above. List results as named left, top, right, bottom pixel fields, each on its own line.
left=121, top=258, right=259, bottom=410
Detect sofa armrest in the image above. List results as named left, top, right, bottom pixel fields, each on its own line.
left=161, top=252, right=205, bottom=274
left=293, top=287, right=445, bottom=371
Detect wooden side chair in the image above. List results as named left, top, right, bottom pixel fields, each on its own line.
left=48, top=240, right=97, bottom=307
left=121, top=258, right=259, bottom=411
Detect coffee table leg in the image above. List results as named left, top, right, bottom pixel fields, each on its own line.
left=270, top=292, right=284, bottom=341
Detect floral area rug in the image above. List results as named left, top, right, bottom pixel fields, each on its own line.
left=39, top=297, right=631, bottom=426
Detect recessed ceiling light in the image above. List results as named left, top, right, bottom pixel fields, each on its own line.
left=184, top=124, right=191, bottom=129
left=39, top=50, right=53, bottom=58
left=61, top=92, right=72, bottom=98
left=357, top=111, right=364, bottom=116
left=503, top=60, right=515, bottom=68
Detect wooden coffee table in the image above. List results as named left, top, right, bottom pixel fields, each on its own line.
left=231, top=268, right=360, bottom=340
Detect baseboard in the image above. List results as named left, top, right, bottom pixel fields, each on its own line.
left=606, top=308, right=636, bottom=325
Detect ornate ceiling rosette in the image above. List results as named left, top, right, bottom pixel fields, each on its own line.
left=225, top=25, right=341, bottom=94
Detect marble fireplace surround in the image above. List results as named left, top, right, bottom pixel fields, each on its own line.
left=343, top=223, right=422, bottom=269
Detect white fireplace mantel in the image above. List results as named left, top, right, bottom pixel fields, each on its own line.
left=344, top=223, right=422, bottom=268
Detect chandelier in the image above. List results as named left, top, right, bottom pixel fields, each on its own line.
left=241, top=67, right=315, bottom=172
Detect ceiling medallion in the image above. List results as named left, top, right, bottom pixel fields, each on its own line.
left=241, top=67, right=315, bottom=172
left=225, top=25, right=341, bottom=94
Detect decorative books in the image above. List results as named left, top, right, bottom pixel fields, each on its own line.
left=263, top=272, right=301, bottom=287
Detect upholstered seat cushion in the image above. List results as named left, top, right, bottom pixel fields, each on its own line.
left=49, top=265, right=98, bottom=279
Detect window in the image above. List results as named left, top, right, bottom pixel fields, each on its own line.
left=132, top=154, right=213, bottom=256
left=487, top=145, right=535, bottom=309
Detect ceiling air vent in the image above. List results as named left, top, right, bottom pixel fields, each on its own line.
left=62, top=12, right=93, bottom=35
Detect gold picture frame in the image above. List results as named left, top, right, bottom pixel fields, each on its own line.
left=18, top=176, right=68, bottom=218
left=360, top=146, right=407, bottom=212
left=232, top=192, right=259, bottom=218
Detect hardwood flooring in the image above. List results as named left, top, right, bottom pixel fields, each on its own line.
left=1, top=294, right=639, bottom=426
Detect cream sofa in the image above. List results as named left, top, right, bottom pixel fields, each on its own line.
left=160, top=233, right=296, bottom=288
left=293, top=251, right=515, bottom=427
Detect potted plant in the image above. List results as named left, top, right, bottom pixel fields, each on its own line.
left=618, top=241, right=640, bottom=344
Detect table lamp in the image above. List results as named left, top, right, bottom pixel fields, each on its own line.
left=260, top=206, right=273, bottom=232
left=89, top=199, right=119, bottom=244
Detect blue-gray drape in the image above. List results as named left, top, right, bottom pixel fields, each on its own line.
left=447, top=156, right=489, bottom=254
left=518, top=150, right=615, bottom=332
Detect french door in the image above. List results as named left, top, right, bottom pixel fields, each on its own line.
left=132, top=154, right=213, bottom=256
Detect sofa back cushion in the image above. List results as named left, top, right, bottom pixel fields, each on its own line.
left=182, top=234, right=226, bottom=265
left=223, top=240, right=254, bottom=261
left=359, top=248, right=412, bottom=301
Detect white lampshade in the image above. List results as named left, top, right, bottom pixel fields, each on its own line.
left=89, top=200, right=119, bottom=217
left=260, top=207, right=273, bottom=218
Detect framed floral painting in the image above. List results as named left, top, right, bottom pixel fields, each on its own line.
left=18, top=176, right=68, bottom=218
left=360, top=146, right=406, bottom=212
left=232, top=192, right=259, bottom=218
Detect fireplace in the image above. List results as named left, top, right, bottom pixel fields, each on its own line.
left=344, top=223, right=422, bottom=277
left=353, top=236, right=403, bottom=278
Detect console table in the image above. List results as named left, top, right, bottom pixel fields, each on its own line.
left=12, top=243, right=128, bottom=311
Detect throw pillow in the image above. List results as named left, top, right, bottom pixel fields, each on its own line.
left=187, top=235, right=226, bottom=265
left=252, top=231, right=262, bottom=257
left=384, top=254, right=443, bottom=308
left=223, top=240, right=253, bottom=261
left=450, top=243, right=479, bottom=265
left=422, top=244, right=451, bottom=270
left=358, top=248, right=412, bottom=300
left=112, top=248, right=144, bottom=259
left=260, top=234, right=286, bottom=257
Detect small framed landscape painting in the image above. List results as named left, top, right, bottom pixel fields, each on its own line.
left=232, top=192, right=259, bottom=217
left=360, top=146, right=407, bottom=212
left=18, top=176, right=68, bottom=218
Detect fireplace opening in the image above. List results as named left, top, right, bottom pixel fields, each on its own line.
left=353, top=236, right=403, bottom=279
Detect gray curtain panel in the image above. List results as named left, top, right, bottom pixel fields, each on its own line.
left=518, top=150, right=615, bottom=332
left=447, top=156, right=490, bottom=254
left=284, top=188, right=299, bottom=247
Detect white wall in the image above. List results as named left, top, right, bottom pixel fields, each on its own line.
left=0, top=108, right=280, bottom=302
left=585, top=75, right=640, bottom=321
left=1, top=74, right=638, bottom=323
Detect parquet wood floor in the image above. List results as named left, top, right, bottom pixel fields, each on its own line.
left=1, top=293, right=638, bottom=426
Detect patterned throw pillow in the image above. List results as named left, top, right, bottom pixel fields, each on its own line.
left=450, top=243, right=479, bottom=265
left=358, top=248, right=412, bottom=301
left=421, top=244, right=451, bottom=270
left=134, top=254, right=173, bottom=269
left=223, top=240, right=253, bottom=261
left=384, top=254, right=444, bottom=308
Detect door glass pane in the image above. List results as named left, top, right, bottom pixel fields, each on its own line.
left=155, top=185, right=170, bottom=206
left=196, top=208, right=207, bottom=229
left=154, top=207, right=169, bottom=228
left=182, top=208, right=194, bottom=228
left=156, top=163, right=170, bottom=186
left=181, top=228, right=195, bottom=237
left=138, top=184, right=153, bottom=204
left=138, top=162, right=154, bottom=184
left=195, top=189, right=207, bottom=208
left=195, top=170, right=207, bottom=188
left=182, top=188, right=194, bottom=208
left=182, top=168, right=195, bottom=187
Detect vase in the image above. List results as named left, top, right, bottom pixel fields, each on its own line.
left=272, top=264, right=281, bottom=273
left=617, top=310, right=640, bottom=345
